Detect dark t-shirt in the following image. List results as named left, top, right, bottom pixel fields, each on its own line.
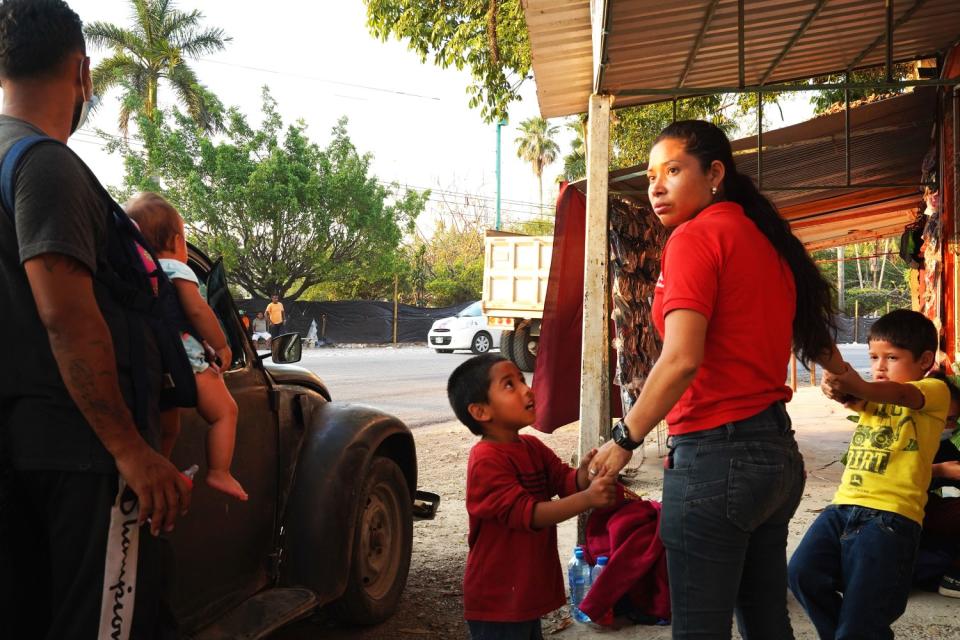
left=0, top=116, right=162, bottom=472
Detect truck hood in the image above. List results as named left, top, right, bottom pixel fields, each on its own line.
left=264, top=361, right=331, bottom=401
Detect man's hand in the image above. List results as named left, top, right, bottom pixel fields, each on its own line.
left=590, top=439, right=634, bottom=479
left=115, top=441, right=193, bottom=536
left=584, top=468, right=617, bottom=509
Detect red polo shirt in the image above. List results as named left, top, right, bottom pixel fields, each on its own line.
left=652, top=201, right=795, bottom=435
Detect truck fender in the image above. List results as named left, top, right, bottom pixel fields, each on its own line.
left=278, top=401, right=416, bottom=603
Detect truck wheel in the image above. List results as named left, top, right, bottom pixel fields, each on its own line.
left=511, top=325, right=538, bottom=372
left=333, top=457, right=412, bottom=625
left=471, top=331, right=493, bottom=354
left=499, top=330, right=514, bottom=357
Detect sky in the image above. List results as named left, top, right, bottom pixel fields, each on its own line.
left=58, top=0, right=816, bottom=236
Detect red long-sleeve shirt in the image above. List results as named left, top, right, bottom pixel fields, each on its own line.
left=463, top=434, right=578, bottom=622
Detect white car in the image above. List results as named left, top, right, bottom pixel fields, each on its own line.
left=428, top=301, right=503, bottom=354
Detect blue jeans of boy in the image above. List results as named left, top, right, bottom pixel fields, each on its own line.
left=660, top=402, right=806, bottom=639
left=788, top=504, right=921, bottom=640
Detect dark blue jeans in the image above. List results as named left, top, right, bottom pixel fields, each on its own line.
left=660, top=402, right=806, bottom=639
left=466, top=619, right=543, bottom=640
left=788, top=505, right=921, bottom=640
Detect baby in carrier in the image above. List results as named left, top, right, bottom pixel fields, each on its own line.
left=126, top=192, right=248, bottom=501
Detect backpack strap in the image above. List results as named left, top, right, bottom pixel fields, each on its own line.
left=0, top=135, right=58, bottom=231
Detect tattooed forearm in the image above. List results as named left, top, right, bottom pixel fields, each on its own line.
left=25, top=253, right=144, bottom=457
left=45, top=316, right=141, bottom=457
left=63, top=357, right=132, bottom=426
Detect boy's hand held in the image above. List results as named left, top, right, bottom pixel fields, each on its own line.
left=586, top=469, right=617, bottom=508
left=579, top=448, right=598, bottom=472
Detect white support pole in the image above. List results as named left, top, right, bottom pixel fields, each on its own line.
left=579, top=94, right=612, bottom=465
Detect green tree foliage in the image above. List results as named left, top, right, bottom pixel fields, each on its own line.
left=560, top=93, right=782, bottom=182
left=809, top=63, right=915, bottom=115
left=112, top=88, right=427, bottom=301
left=508, top=218, right=554, bottom=236
left=515, top=116, right=560, bottom=207
left=364, top=0, right=530, bottom=123
left=85, top=0, right=230, bottom=136
left=413, top=219, right=485, bottom=307
left=811, top=241, right=909, bottom=316
left=562, top=135, right=585, bottom=183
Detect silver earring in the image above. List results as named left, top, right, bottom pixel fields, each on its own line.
left=711, top=186, right=718, bottom=195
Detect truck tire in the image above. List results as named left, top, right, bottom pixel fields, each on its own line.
left=511, top=325, right=538, bottom=372
left=333, top=457, right=413, bottom=625
left=499, top=330, right=514, bottom=358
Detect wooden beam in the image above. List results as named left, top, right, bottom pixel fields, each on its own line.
left=579, top=93, right=612, bottom=466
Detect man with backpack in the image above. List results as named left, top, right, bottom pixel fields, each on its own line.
left=0, top=1, right=192, bottom=637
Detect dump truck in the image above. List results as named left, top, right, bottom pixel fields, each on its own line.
left=481, top=230, right=553, bottom=372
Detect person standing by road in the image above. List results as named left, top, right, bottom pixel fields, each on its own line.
left=0, top=1, right=191, bottom=637
left=589, top=120, right=849, bottom=639
left=265, top=293, right=285, bottom=339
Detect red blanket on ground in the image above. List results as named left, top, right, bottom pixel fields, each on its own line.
left=579, top=497, right=671, bottom=624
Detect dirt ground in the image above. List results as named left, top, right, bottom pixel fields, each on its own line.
left=298, top=387, right=960, bottom=639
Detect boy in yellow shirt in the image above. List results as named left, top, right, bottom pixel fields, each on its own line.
left=788, top=309, right=949, bottom=639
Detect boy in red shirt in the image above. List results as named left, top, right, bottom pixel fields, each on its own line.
left=447, top=354, right=617, bottom=639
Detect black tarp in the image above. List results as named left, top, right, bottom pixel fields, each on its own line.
left=236, top=299, right=472, bottom=344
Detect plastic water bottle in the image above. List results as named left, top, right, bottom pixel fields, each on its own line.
left=566, top=545, right=581, bottom=594
left=590, top=555, right=608, bottom=588
left=568, top=547, right=592, bottom=623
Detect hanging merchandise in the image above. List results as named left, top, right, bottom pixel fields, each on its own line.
left=920, top=189, right=943, bottom=331
left=608, top=196, right=669, bottom=424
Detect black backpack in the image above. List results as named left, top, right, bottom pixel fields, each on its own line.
left=0, top=135, right=198, bottom=430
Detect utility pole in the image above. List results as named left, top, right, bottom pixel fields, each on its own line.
left=495, top=118, right=507, bottom=230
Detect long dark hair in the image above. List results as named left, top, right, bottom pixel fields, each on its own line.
left=654, top=120, right=836, bottom=363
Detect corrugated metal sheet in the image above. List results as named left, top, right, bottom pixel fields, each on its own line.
left=526, top=0, right=960, bottom=118
left=571, top=88, right=936, bottom=249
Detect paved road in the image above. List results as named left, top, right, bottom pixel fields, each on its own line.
left=292, top=343, right=870, bottom=430
left=296, top=345, right=509, bottom=429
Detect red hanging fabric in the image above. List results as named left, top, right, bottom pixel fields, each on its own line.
left=533, top=183, right=621, bottom=433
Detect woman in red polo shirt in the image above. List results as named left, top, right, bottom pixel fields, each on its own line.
left=591, top=120, right=848, bottom=639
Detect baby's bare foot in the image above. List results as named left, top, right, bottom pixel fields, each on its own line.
left=207, top=470, right=248, bottom=501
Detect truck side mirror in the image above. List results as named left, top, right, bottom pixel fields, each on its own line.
left=271, top=333, right=303, bottom=364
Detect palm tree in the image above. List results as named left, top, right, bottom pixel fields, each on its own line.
left=561, top=114, right=589, bottom=182
left=515, top=116, right=560, bottom=208
left=85, top=0, right=230, bottom=135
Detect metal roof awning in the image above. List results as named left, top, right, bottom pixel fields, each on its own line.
left=525, top=0, right=960, bottom=118
left=572, top=88, right=937, bottom=249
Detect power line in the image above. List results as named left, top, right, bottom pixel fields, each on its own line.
left=376, top=180, right=555, bottom=212
left=195, top=59, right=443, bottom=102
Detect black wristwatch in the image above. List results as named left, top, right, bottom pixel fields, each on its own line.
left=611, top=419, right=644, bottom=451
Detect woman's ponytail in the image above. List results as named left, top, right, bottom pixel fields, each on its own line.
left=655, top=121, right=837, bottom=363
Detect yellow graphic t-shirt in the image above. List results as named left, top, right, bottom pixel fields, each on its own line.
left=833, top=377, right=950, bottom=524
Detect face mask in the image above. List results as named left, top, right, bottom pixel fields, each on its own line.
left=70, top=59, right=98, bottom=135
